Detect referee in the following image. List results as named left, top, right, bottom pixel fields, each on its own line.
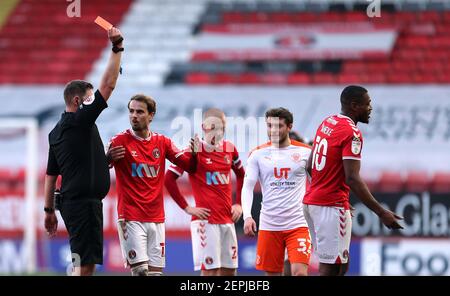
left=43, top=27, right=124, bottom=276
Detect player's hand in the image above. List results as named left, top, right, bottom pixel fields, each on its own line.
left=231, top=204, right=243, bottom=223
left=379, top=209, right=403, bottom=230
left=243, top=217, right=257, bottom=236
left=44, top=212, right=58, bottom=237
left=108, top=27, right=123, bottom=45
left=107, top=145, right=125, bottom=163
left=185, top=206, right=210, bottom=220
left=190, top=134, right=200, bottom=156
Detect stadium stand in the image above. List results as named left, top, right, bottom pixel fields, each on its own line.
left=0, top=0, right=132, bottom=84
left=164, top=0, right=450, bottom=85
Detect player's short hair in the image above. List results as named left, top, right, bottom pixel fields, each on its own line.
left=340, top=85, right=368, bottom=106
left=265, top=107, right=293, bottom=126
left=63, top=80, right=93, bottom=105
left=203, top=108, right=225, bottom=120
left=128, top=94, right=156, bottom=114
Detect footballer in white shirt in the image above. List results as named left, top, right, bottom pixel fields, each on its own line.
left=241, top=108, right=312, bottom=276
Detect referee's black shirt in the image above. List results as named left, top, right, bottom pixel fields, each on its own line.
left=46, top=90, right=110, bottom=201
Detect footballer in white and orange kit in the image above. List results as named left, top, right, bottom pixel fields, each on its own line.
left=242, top=108, right=312, bottom=276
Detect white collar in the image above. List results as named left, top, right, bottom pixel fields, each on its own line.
left=129, top=129, right=152, bottom=141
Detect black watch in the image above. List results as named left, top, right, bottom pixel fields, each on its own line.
left=44, top=207, right=55, bottom=213
left=112, top=46, right=124, bottom=53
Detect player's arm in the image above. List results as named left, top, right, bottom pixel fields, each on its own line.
left=166, top=136, right=198, bottom=174
left=306, top=152, right=312, bottom=177
left=242, top=153, right=259, bottom=236
left=44, top=148, right=59, bottom=237
left=98, top=27, right=124, bottom=101
left=231, top=150, right=245, bottom=222
left=164, top=168, right=210, bottom=220
left=343, top=159, right=403, bottom=229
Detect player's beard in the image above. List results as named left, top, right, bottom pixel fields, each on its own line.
left=361, top=112, right=370, bottom=124
left=131, top=121, right=146, bottom=132
left=270, top=132, right=288, bottom=145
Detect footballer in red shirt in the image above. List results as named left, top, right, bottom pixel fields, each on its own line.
left=165, top=108, right=245, bottom=276
left=107, top=94, right=196, bottom=276
left=303, top=85, right=403, bottom=276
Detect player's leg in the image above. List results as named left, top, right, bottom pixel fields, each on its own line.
left=255, top=230, right=285, bottom=276
left=307, top=205, right=351, bottom=276
left=218, top=224, right=238, bottom=276
left=61, top=200, right=103, bottom=276
left=282, top=249, right=291, bottom=276
left=190, top=220, right=222, bottom=275
left=286, top=227, right=311, bottom=276
left=71, top=264, right=95, bottom=276
left=337, top=209, right=352, bottom=276
left=117, top=220, right=150, bottom=276
left=146, top=222, right=166, bottom=275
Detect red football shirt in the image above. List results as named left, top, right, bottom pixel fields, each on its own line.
left=303, top=114, right=363, bottom=209
left=169, top=140, right=243, bottom=224
left=109, top=129, right=191, bottom=222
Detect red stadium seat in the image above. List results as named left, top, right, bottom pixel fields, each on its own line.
left=185, top=72, right=212, bottom=84
left=237, top=73, right=260, bottom=84
left=405, top=171, right=430, bottom=192
left=286, top=73, right=311, bottom=84
left=213, top=73, right=237, bottom=84
left=430, top=172, right=450, bottom=193
left=260, top=73, right=287, bottom=84
left=312, top=73, right=336, bottom=84
left=377, top=171, right=405, bottom=192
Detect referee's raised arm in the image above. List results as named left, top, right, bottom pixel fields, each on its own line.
left=98, top=27, right=124, bottom=101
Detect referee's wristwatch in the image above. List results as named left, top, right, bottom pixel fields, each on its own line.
left=44, top=207, right=55, bottom=214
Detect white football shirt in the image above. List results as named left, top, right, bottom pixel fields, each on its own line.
left=243, top=141, right=311, bottom=231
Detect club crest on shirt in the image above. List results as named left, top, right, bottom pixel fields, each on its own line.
left=351, top=136, right=361, bottom=155
left=128, top=250, right=136, bottom=259
left=343, top=249, right=349, bottom=260
left=224, top=155, right=231, bottom=164
left=291, top=153, right=301, bottom=163
left=152, top=148, right=160, bottom=158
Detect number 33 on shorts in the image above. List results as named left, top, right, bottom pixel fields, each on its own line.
left=297, top=238, right=312, bottom=255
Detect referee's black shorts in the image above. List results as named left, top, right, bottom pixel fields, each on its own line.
left=60, top=199, right=103, bottom=266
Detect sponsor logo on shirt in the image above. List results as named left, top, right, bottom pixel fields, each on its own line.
left=131, top=163, right=160, bottom=178
left=274, top=167, right=291, bottom=179
left=206, top=171, right=230, bottom=185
